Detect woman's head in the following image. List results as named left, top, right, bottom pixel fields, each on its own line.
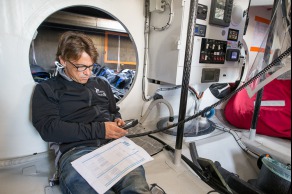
left=56, top=31, right=98, bottom=62
left=56, top=31, right=99, bottom=84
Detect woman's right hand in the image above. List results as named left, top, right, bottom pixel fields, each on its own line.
left=104, top=122, right=128, bottom=139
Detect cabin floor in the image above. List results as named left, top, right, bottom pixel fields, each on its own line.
left=0, top=110, right=290, bottom=194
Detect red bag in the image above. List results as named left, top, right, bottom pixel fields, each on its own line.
left=224, top=79, right=291, bottom=139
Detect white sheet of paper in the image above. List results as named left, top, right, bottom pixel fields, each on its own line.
left=71, top=137, right=153, bottom=194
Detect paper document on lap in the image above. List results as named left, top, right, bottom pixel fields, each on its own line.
left=71, top=137, right=153, bottom=194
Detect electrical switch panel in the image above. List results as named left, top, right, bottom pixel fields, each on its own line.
left=199, top=38, right=227, bottom=64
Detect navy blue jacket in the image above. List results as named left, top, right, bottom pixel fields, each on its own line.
left=32, top=74, right=121, bottom=153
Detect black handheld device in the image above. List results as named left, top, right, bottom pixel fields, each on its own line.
left=121, top=119, right=138, bottom=130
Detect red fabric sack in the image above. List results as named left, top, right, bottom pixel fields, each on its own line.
left=225, top=79, right=291, bottom=139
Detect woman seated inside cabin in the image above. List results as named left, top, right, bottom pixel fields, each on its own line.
left=32, top=31, right=151, bottom=194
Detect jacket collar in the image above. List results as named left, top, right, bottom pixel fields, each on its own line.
left=59, top=68, right=73, bottom=81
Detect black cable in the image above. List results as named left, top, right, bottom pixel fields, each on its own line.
left=126, top=47, right=291, bottom=138
left=215, top=125, right=261, bottom=158
left=243, top=0, right=252, bottom=35
left=142, top=0, right=153, bottom=102
left=150, top=183, right=167, bottom=194
left=207, top=190, right=225, bottom=194
left=207, top=190, right=221, bottom=194
left=150, top=0, right=174, bottom=31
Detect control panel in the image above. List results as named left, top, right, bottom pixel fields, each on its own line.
left=195, top=24, right=207, bottom=37
left=201, top=68, right=220, bottom=83
left=226, top=49, right=240, bottom=61
left=199, top=38, right=227, bottom=64
left=227, top=28, right=239, bottom=41
left=148, top=0, right=249, bottom=87
left=209, top=0, right=233, bottom=27
left=197, top=4, right=208, bottom=20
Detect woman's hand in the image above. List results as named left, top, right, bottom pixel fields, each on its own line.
left=114, top=118, right=125, bottom=127
left=104, top=119, right=127, bottom=139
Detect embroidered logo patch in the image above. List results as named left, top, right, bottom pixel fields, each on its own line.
left=95, top=88, right=107, bottom=97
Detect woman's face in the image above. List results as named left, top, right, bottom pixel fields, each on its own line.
left=60, top=51, right=94, bottom=84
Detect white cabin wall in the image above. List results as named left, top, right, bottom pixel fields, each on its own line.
left=0, top=0, right=145, bottom=159
left=243, top=6, right=273, bottom=70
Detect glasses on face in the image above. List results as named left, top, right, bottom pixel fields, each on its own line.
left=67, top=61, right=95, bottom=72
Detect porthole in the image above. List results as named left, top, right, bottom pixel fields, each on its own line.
left=29, top=6, right=138, bottom=102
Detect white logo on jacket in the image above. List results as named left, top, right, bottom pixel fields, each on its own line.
left=95, top=88, right=107, bottom=97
